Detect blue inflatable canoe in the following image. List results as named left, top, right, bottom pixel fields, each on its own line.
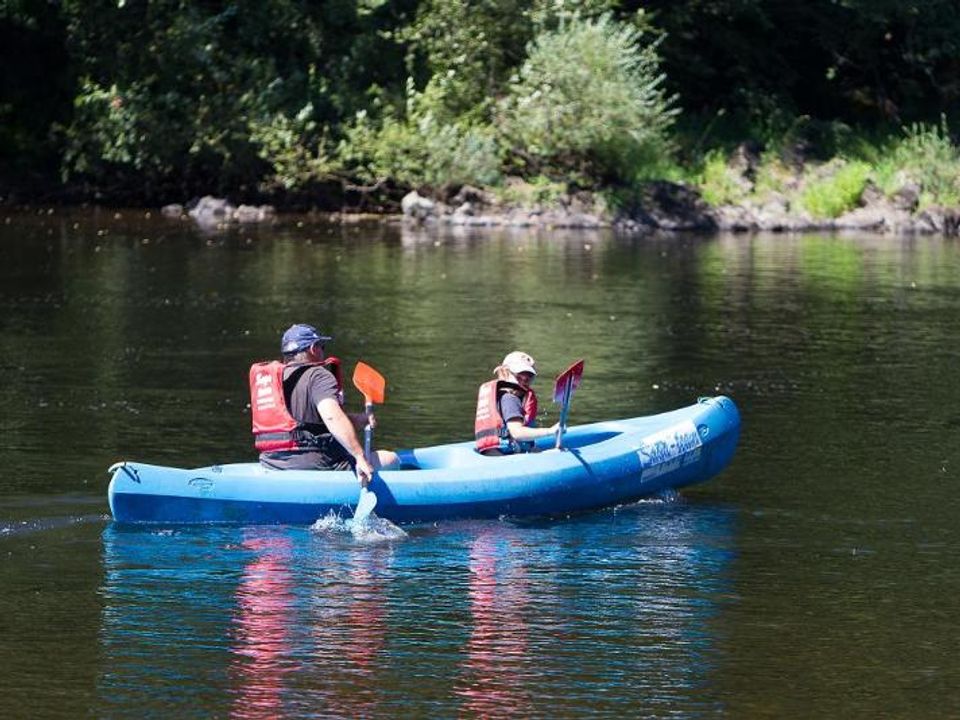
left=107, top=396, right=740, bottom=525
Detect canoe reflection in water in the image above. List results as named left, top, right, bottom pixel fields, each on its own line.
left=456, top=528, right=534, bottom=717
left=307, top=543, right=389, bottom=715
left=230, top=530, right=389, bottom=717
left=229, top=531, right=295, bottom=720
left=97, top=502, right=734, bottom=716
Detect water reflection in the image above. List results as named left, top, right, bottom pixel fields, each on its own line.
left=342, top=551, right=388, bottom=675
left=306, top=542, right=390, bottom=714
left=229, top=530, right=295, bottom=720
left=456, top=528, right=533, bottom=717
left=97, top=502, right=734, bottom=717
left=98, top=526, right=240, bottom=717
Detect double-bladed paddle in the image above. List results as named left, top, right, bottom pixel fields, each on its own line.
left=352, top=361, right=386, bottom=522
left=553, top=359, right=585, bottom=450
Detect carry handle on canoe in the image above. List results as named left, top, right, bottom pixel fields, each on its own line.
left=553, top=359, right=584, bottom=450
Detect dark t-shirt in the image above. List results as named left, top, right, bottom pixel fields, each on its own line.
left=284, top=364, right=340, bottom=425
left=260, top=364, right=353, bottom=471
left=487, top=388, right=535, bottom=455
left=498, top=391, right=524, bottom=424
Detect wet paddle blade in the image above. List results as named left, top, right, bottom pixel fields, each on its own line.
left=354, top=486, right=377, bottom=523
left=553, top=360, right=585, bottom=403
left=553, top=359, right=584, bottom=450
left=353, top=361, right=386, bottom=405
left=351, top=361, right=386, bottom=515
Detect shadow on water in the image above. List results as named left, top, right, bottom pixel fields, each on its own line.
left=0, top=493, right=108, bottom=537
left=0, top=513, right=108, bottom=538
left=96, top=500, right=735, bottom=717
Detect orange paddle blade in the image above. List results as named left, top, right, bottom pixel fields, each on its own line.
left=352, top=361, right=386, bottom=404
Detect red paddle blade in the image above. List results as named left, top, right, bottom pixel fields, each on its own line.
left=352, top=361, right=386, bottom=404
left=553, top=359, right=585, bottom=403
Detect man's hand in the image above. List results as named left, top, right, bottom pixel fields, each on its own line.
left=355, top=454, right=375, bottom=486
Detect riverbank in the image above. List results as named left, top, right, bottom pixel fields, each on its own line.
left=7, top=185, right=957, bottom=238
left=146, top=131, right=960, bottom=238
left=6, top=144, right=960, bottom=237
left=397, top=178, right=960, bottom=237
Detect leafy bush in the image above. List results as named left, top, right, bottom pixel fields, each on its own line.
left=493, top=176, right=567, bottom=206
left=876, top=119, right=960, bottom=208
left=497, top=14, right=676, bottom=183
left=697, top=149, right=749, bottom=206
left=403, top=0, right=616, bottom=123
left=338, top=80, right=501, bottom=190
left=248, top=104, right=338, bottom=190
left=800, top=161, right=871, bottom=218
left=56, top=0, right=409, bottom=196
left=63, top=81, right=145, bottom=175
left=752, top=151, right=794, bottom=197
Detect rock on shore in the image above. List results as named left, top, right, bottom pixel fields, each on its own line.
left=710, top=181, right=959, bottom=235
left=162, top=196, right=275, bottom=228
left=400, top=186, right=611, bottom=230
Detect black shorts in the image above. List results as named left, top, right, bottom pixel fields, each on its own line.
left=259, top=436, right=356, bottom=471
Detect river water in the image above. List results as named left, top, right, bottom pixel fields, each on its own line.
left=1, top=208, right=958, bottom=718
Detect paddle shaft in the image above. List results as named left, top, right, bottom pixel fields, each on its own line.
left=363, top=400, right=373, bottom=459
left=552, top=359, right=584, bottom=451
left=350, top=361, right=386, bottom=521
left=353, top=397, right=377, bottom=522
left=556, top=381, right=573, bottom=449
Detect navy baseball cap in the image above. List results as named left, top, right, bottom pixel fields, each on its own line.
left=280, top=323, right=332, bottom=354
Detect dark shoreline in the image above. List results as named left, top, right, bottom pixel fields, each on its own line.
left=397, top=185, right=960, bottom=237
left=4, top=182, right=959, bottom=237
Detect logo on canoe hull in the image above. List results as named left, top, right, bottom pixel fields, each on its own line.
left=637, top=420, right=703, bottom=481
left=188, top=477, right=215, bottom=496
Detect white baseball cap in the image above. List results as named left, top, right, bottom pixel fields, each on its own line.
left=501, top=351, right=537, bottom=376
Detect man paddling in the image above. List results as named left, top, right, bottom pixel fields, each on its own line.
left=249, top=323, right=397, bottom=484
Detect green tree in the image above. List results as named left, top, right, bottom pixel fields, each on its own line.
left=636, top=0, right=960, bottom=124
left=0, top=0, right=73, bottom=181
left=58, top=0, right=413, bottom=198
left=497, top=13, right=676, bottom=183
left=402, top=0, right=614, bottom=123
left=338, top=79, right=501, bottom=190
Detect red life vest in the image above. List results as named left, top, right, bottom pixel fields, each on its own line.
left=523, top=387, right=538, bottom=427
left=249, top=357, right=343, bottom=452
left=474, top=380, right=538, bottom=453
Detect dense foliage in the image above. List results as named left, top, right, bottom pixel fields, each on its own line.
left=1, top=0, right=958, bottom=203
left=497, top=14, right=674, bottom=183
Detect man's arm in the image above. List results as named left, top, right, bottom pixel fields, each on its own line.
left=317, top=397, right=375, bottom=485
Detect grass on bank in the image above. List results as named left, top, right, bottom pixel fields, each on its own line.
left=800, top=161, right=871, bottom=218
left=476, top=115, right=959, bottom=220
left=692, top=118, right=960, bottom=217
left=420, top=117, right=960, bottom=222
left=872, top=119, right=960, bottom=208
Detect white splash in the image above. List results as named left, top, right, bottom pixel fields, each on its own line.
left=310, top=510, right=407, bottom=542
